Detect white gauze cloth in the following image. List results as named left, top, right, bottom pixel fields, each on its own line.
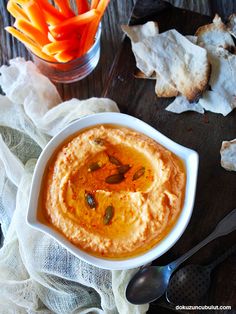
left=0, top=58, right=149, bottom=314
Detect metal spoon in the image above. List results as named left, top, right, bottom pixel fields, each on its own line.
left=166, top=244, right=236, bottom=305
left=126, top=208, right=236, bottom=304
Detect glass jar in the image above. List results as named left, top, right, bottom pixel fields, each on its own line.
left=31, top=24, right=101, bottom=83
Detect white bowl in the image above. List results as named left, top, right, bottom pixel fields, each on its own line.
left=27, top=112, right=198, bottom=270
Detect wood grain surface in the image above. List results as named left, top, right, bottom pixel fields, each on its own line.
left=0, top=1, right=236, bottom=313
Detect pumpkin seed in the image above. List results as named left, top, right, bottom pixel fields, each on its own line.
left=105, top=173, right=124, bottom=184
left=88, top=161, right=102, bottom=172
left=117, top=164, right=131, bottom=174
left=132, top=167, right=145, bottom=181
left=104, top=205, right=114, bottom=225
left=85, top=193, right=96, bottom=208
left=108, top=155, right=122, bottom=166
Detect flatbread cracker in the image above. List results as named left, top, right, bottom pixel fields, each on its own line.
left=123, top=23, right=210, bottom=102
left=134, top=34, right=197, bottom=98
left=220, top=139, right=236, bottom=171
left=196, top=14, right=235, bottom=49
left=227, top=14, right=236, bottom=39
left=167, top=81, right=236, bottom=116
left=168, top=15, right=236, bottom=116
left=199, top=90, right=234, bottom=116
left=134, top=71, right=178, bottom=97
left=122, top=21, right=159, bottom=43
left=166, top=95, right=204, bottom=114
left=207, top=47, right=236, bottom=113
left=155, top=77, right=178, bottom=98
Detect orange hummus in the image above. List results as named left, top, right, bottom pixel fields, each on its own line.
left=43, top=125, right=186, bottom=258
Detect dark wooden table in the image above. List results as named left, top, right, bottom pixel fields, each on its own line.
left=0, top=1, right=236, bottom=313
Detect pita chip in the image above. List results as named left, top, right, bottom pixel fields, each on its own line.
left=122, top=22, right=160, bottom=77
left=122, top=23, right=210, bottom=102
left=196, top=14, right=235, bottom=49
left=199, top=90, right=235, bottom=116
left=194, top=15, right=236, bottom=115
left=122, top=21, right=159, bottom=43
left=168, top=16, right=236, bottom=116
left=155, top=76, right=178, bottom=98
left=207, top=47, right=236, bottom=113
left=166, top=95, right=204, bottom=114
left=134, top=71, right=156, bottom=79
left=220, top=139, right=236, bottom=171
left=144, top=29, right=210, bottom=103
left=166, top=89, right=235, bottom=116
left=134, top=71, right=178, bottom=97
left=134, top=34, right=197, bottom=98
left=227, top=14, right=236, bottom=39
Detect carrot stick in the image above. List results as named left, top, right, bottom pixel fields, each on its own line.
left=82, top=0, right=109, bottom=53
left=54, top=51, right=74, bottom=63
left=76, top=24, right=89, bottom=56
left=90, top=0, right=99, bottom=9
left=54, top=0, right=75, bottom=18
left=76, top=0, right=89, bottom=14
left=7, top=0, right=29, bottom=21
left=29, top=45, right=56, bottom=62
left=41, top=9, right=65, bottom=25
left=5, top=26, right=55, bottom=61
left=50, top=24, right=86, bottom=41
left=49, top=9, right=98, bottom=37
left=82, top=0, right=110, bottom=54
left=81, top=19, right=100, bottom=55
left=15, top=0, right=27, bottom=5
left=97, top=0, right=110, bottom=16
left=48, top=32, right=57, bottom=43
left=78, top=32, right=88, bottom=56
left=24, top=0, right=48, bottom=34
left=42, top=39, right=80, bottom=55
left=5, top=26, right=36, bottom=46
left=32, top=46, right=57, bottom=61
left=34, top=0, right=67, bottom=24
left=81, top=0, right=109, bottom=53
left=14, top=19, right=49, bottom=46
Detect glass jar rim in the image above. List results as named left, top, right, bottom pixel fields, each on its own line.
left=30, top=23, right=102, bottom=65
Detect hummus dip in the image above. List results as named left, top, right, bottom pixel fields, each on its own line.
left=43, top=125, right=186, bottom=258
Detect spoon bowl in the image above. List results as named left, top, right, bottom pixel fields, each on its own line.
left=126, top=266, right=172, bottom=304
left=166, top=244, right=236, bottom=305
left=166, top=264, right=211, bottom=304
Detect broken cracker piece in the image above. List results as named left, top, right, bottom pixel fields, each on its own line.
left=123, top=23, right=210, bottom=102
left=227, top=14, right=236, bottom=39
left=166, top=95, right=204, bottom=114
left=196, top=14, right=235, bottom=50
left=155, top=76, right=178, bottom=98
left=220, top=139, right=236, bottom=171
left=122, top=21, right=159, bottom=43
left=172, top=43, right=236, bottom=116
left=134, top=70, right=178, bottom=97
left=134, top=34, right=196, bottom=98
left=207, top=46, right=236, bottom=113
left=134, top=71, right=156, bottom=79
left=199, top=90, right=235, bottom=116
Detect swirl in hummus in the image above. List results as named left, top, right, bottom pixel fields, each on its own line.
left=43, top=125, right=186, bottom=258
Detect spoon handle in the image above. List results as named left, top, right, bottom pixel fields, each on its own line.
left=208, top=243, right=236, bottom=271
left=169, top=208, right=236, bottom=270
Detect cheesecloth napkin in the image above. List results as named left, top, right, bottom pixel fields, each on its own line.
left=0, top=58, right=149, bottom=314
